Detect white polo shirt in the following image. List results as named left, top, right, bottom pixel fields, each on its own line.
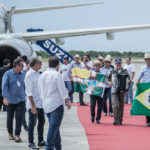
left=38, top=68, right=69, bottom=114
left=25, top=68, right=43, bottom=110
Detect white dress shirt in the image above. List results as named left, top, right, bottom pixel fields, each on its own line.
left=25, top=68, right=43, bottom=110
left=38, top=68, right=69, bottom=114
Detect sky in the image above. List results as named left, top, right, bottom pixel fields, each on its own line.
left=1, top=0, right=150, bottom=52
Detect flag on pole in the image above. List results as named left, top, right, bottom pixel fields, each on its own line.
left=72, top=67, right=106, bottom=97
left=130, top=83, right=150, bottom=116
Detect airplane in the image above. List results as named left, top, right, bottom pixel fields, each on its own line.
left=0, top=2, right=150, bottom=67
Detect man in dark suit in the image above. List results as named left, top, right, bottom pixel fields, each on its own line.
left=0, top=59, right=10, bottom=111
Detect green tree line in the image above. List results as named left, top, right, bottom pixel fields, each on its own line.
left=36, top=50, right=145, bottom=58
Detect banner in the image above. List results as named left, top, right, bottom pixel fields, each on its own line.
left=72, top=67, right=106, bottom=97
left=27, top=28, right=74, bottom=64
left=130, top=83, right=150, bottom=116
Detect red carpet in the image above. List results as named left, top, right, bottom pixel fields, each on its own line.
left=75, top=103, right=150, bottom=150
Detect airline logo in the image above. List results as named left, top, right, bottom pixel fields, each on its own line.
left=27, top=28, right=74, bottom=63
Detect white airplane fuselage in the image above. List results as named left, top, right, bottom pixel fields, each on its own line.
left=0, top=2, right=150, bottom=67
left=0, top=3, right=36, bottom=67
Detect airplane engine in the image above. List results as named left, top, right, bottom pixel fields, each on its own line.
left=0, top=38, right=36, bottom=67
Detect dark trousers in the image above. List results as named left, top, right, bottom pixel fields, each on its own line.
left=22, top=107, right=27, bottom=127
left=28, top=108, right=45, bottom=143
left=112, top=93, right=125, bottom=123
left=146, top=116, right=150, bottom=123
left=79, top=91, right=84, bottom=105
left=6, top=101, right=25, bottom=136
left=46, top=105, right=64, bottom=150
left=90, top=95, right=103, bottom=121
left=103, top=87, right=112, bottom=113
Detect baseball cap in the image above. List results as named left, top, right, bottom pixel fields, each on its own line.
left=115, top=58, right=122, bottom=64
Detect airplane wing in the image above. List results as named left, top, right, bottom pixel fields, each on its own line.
left=7, top=2, right=103, bottom=14
left=11, top=24, right=150, bottom=41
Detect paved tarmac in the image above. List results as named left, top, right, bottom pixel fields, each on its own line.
left=0, top=106, right=89, bottom=150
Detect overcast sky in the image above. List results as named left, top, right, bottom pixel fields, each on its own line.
left=1, top=0, right=150, bottom=52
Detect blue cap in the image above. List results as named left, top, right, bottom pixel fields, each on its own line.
left=115, top=58, right=122, bottom=63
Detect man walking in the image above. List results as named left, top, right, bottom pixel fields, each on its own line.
left=68, top=54, right=88, bottom=106
left=2, top=58, right=26, bottom=142
left=38, top=56, right=71, bottom=150
left=100, top=55, right=113, bottom=117
left=124, top=57, right=135, bottom=104
left=25, top=57, right=45, bottom=150
left=107, top=58, right=130, bottom=125
left=137, top=53, right=150, bottom=126
left=0, top=59, right=10, bottom=111
left=60, top=57, right=73, bottom=103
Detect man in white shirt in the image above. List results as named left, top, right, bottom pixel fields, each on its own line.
left=38, top=56, right=71, bottom=150
left=100, top=56, right=113, bottom=117
left=25, top=57, right=45, bottom=150
left=83, top=55, right=93, bottom=70
left=124, top=57, right=135, bottom=104
left=60, top=57, right=73, bottom=103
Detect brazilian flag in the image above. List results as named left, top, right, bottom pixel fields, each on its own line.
left=130, top=83, right=150, bottom=116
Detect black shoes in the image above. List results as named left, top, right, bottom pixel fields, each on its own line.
left=146, top=122, right=150, bottom=127
left=38, top=140, right=46, bottom=147
left=113, top=121, right=122, bottom=125
left=113, top=122, right=119, bottom=125
left=80, top=103, right=88, bottom=106
left=96, top=120, right=100, bottom=124
left=91, top=118, right=94, bottom=123
left=91, top=118, right=100, bottom=124
left=119, top=122, right=122, bottom=125
left=28, top=143, right=39, bottom=150
left=28, top=141, right=45, bottom=150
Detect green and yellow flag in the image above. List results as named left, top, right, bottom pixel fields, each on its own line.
left=130, top=83, right=150, bottom=116
left=72, top=67, right=106, bottom=97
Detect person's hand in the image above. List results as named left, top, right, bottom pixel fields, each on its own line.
left=3, top=98, right=9, bottom=105
left=31, top=106, right=37, bottom=114
left=65, top=98, right=71, bottom=109
left=127, top=80, right=131, bottom=84
left=108, top=82, right=113, bottom=86
left=66, top=101, right=71, bottom=109
left=136, top=82, right=139, bottom=87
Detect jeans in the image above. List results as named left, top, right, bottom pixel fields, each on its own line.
left=90, top=95, right=103, bottom=121
left=65, top=81, right=73, bottom=102
left=28, top=108, right=45, bottom=143
left=6, top=101, right=25, bottom=136
left=103, top=87, right=113, bottom=113
left=125, top=82, right=134, bottom=103
left=22, top=107, right=27, bottom=127
left=46, top=105, right=64, bottom=150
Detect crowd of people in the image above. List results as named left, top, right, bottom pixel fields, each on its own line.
left=0, top=52, right=150, bottom=150
left=61, top=53, right=150, bottom=126
left=0, top=56, right=71, bottom=150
